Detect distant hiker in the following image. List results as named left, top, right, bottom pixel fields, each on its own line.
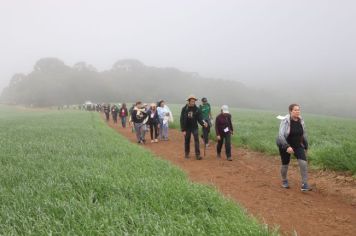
left=180, top=95, right=207, bottom=160
left=276, top=104, right=311, bottom=191
left=111, top=104, right=119, bottom=123
left=103, top=103, right=110, bottom=121
left=131, top=101, right=148, bottom=144
left=215, top=105, right=234, bottom=161
left=147, top=103, right=160, bottom=143
left=199, top=97, right=212, bottom=147
left=157, top=100, right=173, bottom=141
left=129, top=103, right=136, bottom=132
left=119, top=103, right=129, bottom=128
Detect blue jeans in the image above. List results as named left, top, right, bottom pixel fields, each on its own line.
left=121, top=117, right=127, bottom=127
left=159, top=118, right=169, bottom=140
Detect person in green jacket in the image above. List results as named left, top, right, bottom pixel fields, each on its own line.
left=199, top=97, right=212, bottom=147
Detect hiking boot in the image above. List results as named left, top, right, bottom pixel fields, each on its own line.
left=301, top=183, right=312, bottom=192
left=196, top=156, right=202, bottom=160
left=282, top=180, right=290, bottom=189
left=227, top=157, right=232, bottom=161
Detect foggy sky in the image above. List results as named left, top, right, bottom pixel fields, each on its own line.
left=1, top=0, right=355, bottom=91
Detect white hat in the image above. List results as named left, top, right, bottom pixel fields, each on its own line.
left=221, top=105, right=229, bottom=114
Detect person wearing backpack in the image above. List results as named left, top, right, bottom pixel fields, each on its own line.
left=103, top=103, right=110, bottom=122
left=180, top=95, right=207, bottom=160
left=199, top=97, right=212, bottom=147
left=215, top=105, right=234, bottom=161
left=111, top=104, right=119, bottom=124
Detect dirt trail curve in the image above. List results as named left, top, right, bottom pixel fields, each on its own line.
left=106, top=118, right=356, bottom=236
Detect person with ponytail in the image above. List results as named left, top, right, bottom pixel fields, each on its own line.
left=276, top=104, right=311, bottom=191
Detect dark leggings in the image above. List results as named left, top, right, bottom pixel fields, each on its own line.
left=217, top=134, right=231, bottom=158
left=150, top=123, right=158, bottom=140
left=279, top=146, right=307, bottom=165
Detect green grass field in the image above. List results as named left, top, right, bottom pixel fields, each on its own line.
left=0, top=106, right=275, bottom=235
left=169, top=104, right=356, bottom=175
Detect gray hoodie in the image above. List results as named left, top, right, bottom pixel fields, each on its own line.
left=276, top=114, right=308, bottom=150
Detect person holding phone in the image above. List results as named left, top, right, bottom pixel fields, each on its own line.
left=215, top=105, right=233, bottom=161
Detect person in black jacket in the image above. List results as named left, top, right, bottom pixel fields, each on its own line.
left=147, top=103, right=160, bottom=143
left=215, top=105, right=234, bottom=161
left=180, top=95, right=207, bottom=160
left=131, top=101, right=148, bottom=144
left=111, top=104, right=119, bottom=124
left=103, top=103, right=110, bottom=121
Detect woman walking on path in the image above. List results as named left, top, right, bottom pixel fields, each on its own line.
left=119, top=103, right=129, bottom=128
left=157, top=100, right=173, bottom=141
left=215, top=105, right=233, bottom=161
left=147, top=103, right=160, bottom=143
left=276, top=104, right=311, bottom=191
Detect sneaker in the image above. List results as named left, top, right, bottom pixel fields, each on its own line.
left=217, top=153, right=221, bottom=159
left=282, top=180, right=290, bottom=189
left=184, top=154, right=189, bottom=159
left=151, top=140, right=155, bottom=143
left=205, top=143, right=209, bottom=148
left=301, top=183, right=312, bottom=192
left=196, top=156, right=202, bottom=160
left=227, top=157, right=232, bottom=161
left=154, top=139, right=158, bottom=143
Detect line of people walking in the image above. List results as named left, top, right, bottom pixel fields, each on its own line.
left=99, top=96, right=311, bottom=192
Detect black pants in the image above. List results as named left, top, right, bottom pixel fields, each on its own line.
left=105, top=112, right=110, bottom=121
left=112, top=112, right=118, bottom=123
left=202, top=119, right=211, bottom=144
left=150, top=123, right=159, bottom=140
left=217, top=134, right=231, bottom=158
left=278, top=146, right=307, bottom=165
left=185, top=128, right=200, bottom=156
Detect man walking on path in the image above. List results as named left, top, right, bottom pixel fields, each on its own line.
left=215, top=105, right=234, bottom=161
left=180, top=95, right=208, bottom=160
left=199, top=97, right=212, bottom=147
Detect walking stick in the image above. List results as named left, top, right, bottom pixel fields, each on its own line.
left=203, top=140, right=206, bottom=158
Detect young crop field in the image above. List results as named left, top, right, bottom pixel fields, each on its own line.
left=0, top=106, right=275, bottom=235
left=169, top=104, right=356, bottom=175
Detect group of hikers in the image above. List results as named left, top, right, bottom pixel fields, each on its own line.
left=98, top=97, right=311, bottom=192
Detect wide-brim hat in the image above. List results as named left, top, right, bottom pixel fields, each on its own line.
left=186, top=95, right=198, bottom=101
left=221, top=105, right=229, bottom=114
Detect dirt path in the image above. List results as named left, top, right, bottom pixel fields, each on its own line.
left=106, top=118, right=356, bottom=236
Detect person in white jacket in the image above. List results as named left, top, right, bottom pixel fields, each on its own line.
left=157, top=100, right=173, bottom=141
